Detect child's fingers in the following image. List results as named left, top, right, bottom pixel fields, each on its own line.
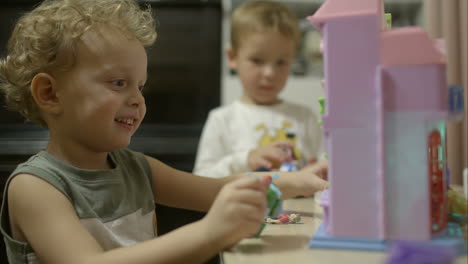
left=272, top=140, right=295, bottom=148
left=299, top=177, right=328, bottom=197
left=259, top=175, right=272, bottom=188
left=314, top=177, right=328, bottom=190
left=234, top=202, right=267, bottom=223
left=257, top=158, right=272, bottom=169
left=308, top=157, right=318, bottom=164
left=232, top=176, right=268, bottom=192
left=231, top=189, right=267, bottom=208
left=308, top=160, right=328, bottom=173
left=315, top=159, right=328, bottom=168
left=272, top=143, right=293, bottom=157
left=263, top=149, right=289, bottom=163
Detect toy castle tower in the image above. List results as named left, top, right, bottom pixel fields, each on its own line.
left=308, top=0, right=465, bottom=253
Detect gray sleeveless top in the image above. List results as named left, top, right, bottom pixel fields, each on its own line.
left=0, top=148, right=156, bottom=264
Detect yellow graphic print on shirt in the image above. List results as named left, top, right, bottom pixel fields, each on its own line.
left=256, top=121, right=304, bottom=168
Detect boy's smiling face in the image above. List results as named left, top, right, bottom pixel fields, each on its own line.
left=228, top=30, right=295, bottom=105
left=52, top=27, right=148, bottom=152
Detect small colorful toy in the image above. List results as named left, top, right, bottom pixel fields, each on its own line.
left=278, top=161, right=301, bottom=172
left=251, top=173, right=283, bottom=237
left=308, top=0, right=466, bottom=255
left=265, top=213, right=302, bottom=224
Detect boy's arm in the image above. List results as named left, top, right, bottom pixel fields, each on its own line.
left=8, top=173, right=260, bottom=264
left=233, top=160, right=328, bottom=200
left=147, top=155, right=226, bottom=211
left=148, top=155, right=327, bottom=211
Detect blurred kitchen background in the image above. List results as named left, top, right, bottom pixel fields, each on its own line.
left=0, top=0, right=424, bottom=176
left=0, top=0, right=425, bottom=263
left=222, top=0, right=423, bottom=118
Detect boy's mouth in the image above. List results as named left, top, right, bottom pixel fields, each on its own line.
left=115, top=118, right=135, bottom=125
left=260, top=85, right=275, bottom=91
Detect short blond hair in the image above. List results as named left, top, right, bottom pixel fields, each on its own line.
left=230, top=0, right=300, bottom=53
left=0, top=0, right=157, bottom=126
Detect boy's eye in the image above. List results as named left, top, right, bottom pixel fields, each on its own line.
left=112, top=79, right=127, bottom=88
left=138, top=85, right=145, bottom=92
left=277, top=59, right=287, bottom=66
left=250, top=58, right=263, bottom=65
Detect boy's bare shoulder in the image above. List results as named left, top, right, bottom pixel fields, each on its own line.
left=9, top=173, right=57, bottom=194
left=6, top=174, right=72, bottom=243
left=8, top=173, right=74, bottom=226
left=7, top=173, right=104, bottom=263
left=8, top=173, right=71, bottom=216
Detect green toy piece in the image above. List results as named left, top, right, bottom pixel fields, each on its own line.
left=385, top=13, right=392, bottom=29
left=318, top=97, right=326, bottom=115
left=317, top=97, right=326, bottom=126
left=254, top=182, right=282, bottom=237
left=317, top=97, right=329, bottom=159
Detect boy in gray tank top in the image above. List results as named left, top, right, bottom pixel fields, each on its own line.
left=0, top=0, right=328, bottom=263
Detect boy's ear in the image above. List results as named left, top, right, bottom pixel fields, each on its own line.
left=30, top=73, right=62, bottom=115
left=226, top=47, right=238, bottom=70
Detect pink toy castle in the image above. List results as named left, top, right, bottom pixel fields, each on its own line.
left=308, top=0, right=465, bottom=253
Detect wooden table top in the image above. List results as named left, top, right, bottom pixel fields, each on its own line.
left=222, top=196, right=468, bottom=264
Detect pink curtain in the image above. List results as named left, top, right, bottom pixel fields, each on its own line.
left=424, top=0, right=467, bottom=185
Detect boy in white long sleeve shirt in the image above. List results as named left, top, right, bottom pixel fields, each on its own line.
left=194, top=0, right=323, bottom=178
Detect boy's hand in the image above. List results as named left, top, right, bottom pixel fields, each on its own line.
left=278, top=160, right=328, bottom=199
left=302, top=159, right=328, bottom=180
left=202, top=175, right=272, bottom=250
left=297, top=160, right=328, bottom=196
left=247, top=141, right=295, bottom=170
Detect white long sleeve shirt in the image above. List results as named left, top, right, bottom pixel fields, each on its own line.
left=193, top=100, right=322, bottom=178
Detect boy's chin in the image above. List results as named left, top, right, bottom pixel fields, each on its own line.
left=111, top=138, right=132, bottom=151
left=255, top=98, right=280, bottom=105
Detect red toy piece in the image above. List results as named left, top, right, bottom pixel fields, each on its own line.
left=428, top=130, right=447, bottom=233
left=277, top=213, right=289, bottom=223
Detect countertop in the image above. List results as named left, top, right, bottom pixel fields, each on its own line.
left=222, top=196, right=468, bottom=264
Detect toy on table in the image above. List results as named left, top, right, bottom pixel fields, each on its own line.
left=265, top=212, right=302, bottom=224
left=250, top=173, right=283, bottom=237
left=265, top=175, right=283, bottom=217
left=307, top=0, right=466, bottom=255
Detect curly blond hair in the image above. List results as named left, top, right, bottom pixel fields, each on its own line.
left=230, top=0, right=300, bottom=53
left=0, top=0, right=157, bottom=126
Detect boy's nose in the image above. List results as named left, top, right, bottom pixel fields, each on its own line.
left=262, top=65, right=275, bottom=78
left=128, top=88, right=145, bottom=107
